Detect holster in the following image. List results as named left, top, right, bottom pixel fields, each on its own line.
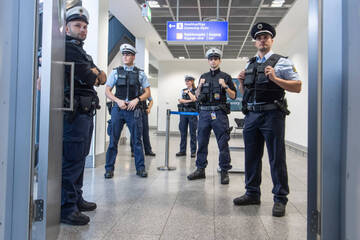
left=274, top=99, right=290, bottom=115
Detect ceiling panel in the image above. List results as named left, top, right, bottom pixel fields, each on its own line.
left=135, top=0, right=298, bottom=59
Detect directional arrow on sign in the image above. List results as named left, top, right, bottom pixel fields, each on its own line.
left=169, top=24, right=175, bottom=29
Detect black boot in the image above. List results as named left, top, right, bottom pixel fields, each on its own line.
left=272, top=202, right=286, bottom=217
left=131, top=152, right=134, bottom=157
left=176, top=152, right=186, bottom=156
left=187, top=168, right=206, bottom=180
left=145, top=151, right=156, bottom=156
left=104, top=170, right=114, bottom=179
left=220, top=170, right=229, bottom=185
left=190, top=152, right=196, bottom=158
left=233, top=194, right=261, bottom=206
left=136, top=169, right=148, bottom=178
left=61, top=211, right=90, bottom=226
left=78, top=199, right=97, bottom=212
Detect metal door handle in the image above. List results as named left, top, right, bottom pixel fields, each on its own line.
left=54, top=61, right=74, bottom=111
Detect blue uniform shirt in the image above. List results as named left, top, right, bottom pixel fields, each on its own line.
left=245, top=51, right=300, bottom=104
left=106, top=65, right=150, bottom=89
left=106, top=65, right=151, bottom=102
left=245, top=51, right=300, bottom=80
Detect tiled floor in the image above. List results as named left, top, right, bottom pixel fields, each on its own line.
left=58, top=130, right=307, bottom=240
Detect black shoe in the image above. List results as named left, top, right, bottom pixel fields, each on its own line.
left=272, top=202, right=286, bottom=217
left=61, top=211, right=90, bottom=226
left=191, top=152, right=196, bottom=158
left=176, top=152, right=186, bottom=156
left=136, top=169, right=148, bottom=178
left=131, top=152, right=134, bottom=157
left=220, top=170, right=229, bottom=185
left=187, top=168, right=206, bottom=180
left=104, top=170, right=114, bottom=179
left=78, top=199, right=97, bottom=212
left=145, top=151, right=156, bottom=156
left=233, top=194, right=261, bottom=206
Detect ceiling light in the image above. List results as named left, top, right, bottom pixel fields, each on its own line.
left=178, top=56, right=185, bottom=59
left=271, top=0, right=285, bottom=7
left=147, top=1, right=160, bottom=8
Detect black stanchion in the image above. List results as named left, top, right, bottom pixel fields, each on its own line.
left=158, top=109, right=176, bottom=171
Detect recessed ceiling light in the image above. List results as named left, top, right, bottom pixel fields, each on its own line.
left=271, top=0, right=285, bottom=7
left=178, top=56, right=185, bottom=59
left=147, top=1, right=161, bottom=8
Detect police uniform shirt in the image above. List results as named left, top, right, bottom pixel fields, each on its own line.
left=245, top=50, right=299, bottom=104
left=179, top=88, right=194, bottom=100
left=106, top=65, right=150, bottom=101
left=65, top=36, right=99, bottom=94
left=198, top=69, right=237, bottom=98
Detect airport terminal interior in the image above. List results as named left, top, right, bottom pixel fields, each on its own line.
left=1, top=0, right=359, bottom=240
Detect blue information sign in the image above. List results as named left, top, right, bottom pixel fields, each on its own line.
left=166, top=21, right=228, bottom=45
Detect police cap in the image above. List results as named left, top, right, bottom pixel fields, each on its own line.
left=66, top=6, right=89, bottom=24
left=251, top=22, right=276, bottom=39
left=184, top=75, right=195, bottom=81
left=205, top=48, right=222, bottom=59
left=120, top=44, right=137, bottom=55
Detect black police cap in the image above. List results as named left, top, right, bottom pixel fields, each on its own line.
left=251, top=22, right=276, bottom=39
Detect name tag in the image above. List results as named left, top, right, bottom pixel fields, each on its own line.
left=211, top=112, right=216, bottom=120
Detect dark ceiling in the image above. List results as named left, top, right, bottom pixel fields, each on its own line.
left=136, top=0, right=297, bottom=59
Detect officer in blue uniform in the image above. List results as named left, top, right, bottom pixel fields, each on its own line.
left=233, top=22, right=302, bottom=217
left=62, top=6, right=107, bottom=225
left=130, top=95, right=156, bottom=157
left=187, top=48, right=237, bottom=185
left=176, top=75, right=198, bottom=158
left=104, top=43, right=151, bottom=178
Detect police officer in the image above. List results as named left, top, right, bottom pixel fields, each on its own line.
left=62, top=6, right=107, bottom=225
left=176, top=75, right=198, bottom=158
left=104, top=43, right=151, bottom=178
left=187, top=48, right=237, bottom=184
left=233, top=22, right=301, bottom=217
left=130, top=95, right=156, bottom=157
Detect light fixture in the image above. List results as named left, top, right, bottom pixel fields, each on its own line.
left=271, top=0, right=285, bottom=7
left=178, top=56, right=185, bottom=59
left=147, top=1, right=161, bottom=8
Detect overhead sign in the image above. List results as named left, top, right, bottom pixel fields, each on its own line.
left=166, top=21, right=228, bottom=45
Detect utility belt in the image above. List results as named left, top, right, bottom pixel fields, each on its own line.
left=244, top=99, right=290, bottom=115
left=177, top=104, right=197, bottom=113
left=199, top=103, right=230, bottom=114
left=64, top=94, right=100, bottom=123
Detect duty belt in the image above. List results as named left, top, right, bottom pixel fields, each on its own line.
left=247, top=103, right=278, bottom=112
left=199, top=105, right=222, bottom=111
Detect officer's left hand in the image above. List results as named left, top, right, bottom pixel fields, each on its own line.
left=127, top=98, right=139, bottom=111
left=98, top=71, right=107, bottom=85
left=146, top=108, right=151, bottom=114
left=265, top=66, right=277, bottom=81
left=219, top=78, right=226, bottom=87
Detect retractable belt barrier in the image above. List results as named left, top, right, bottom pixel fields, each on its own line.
left=157, top=109, right=199, bottom=171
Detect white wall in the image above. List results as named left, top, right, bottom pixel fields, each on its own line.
left=273, top=0, right=308, bottom=147
left=83, top=0, right=109, bottom=156
left=157, top=59, right=247, bottom=132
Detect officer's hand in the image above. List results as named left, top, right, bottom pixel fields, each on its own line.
left=265, top=66, right=276, bottom=81
left=184, top=89, right=189, bottom=94
left=116, top=99, right=127, bottom=109
left=146, top=108, right=151, bottom=114
left=127, top=98, right=139, bottom=111
left=219, top=78, right=226, bottom=87
left=199, top=78, right=205, bottom=86
left=238, top=70, right=245, bottom=84
left=97, top=71, right=107, bottom=85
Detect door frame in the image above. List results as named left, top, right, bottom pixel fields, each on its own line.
left=0, top=0, right=38, bottom=239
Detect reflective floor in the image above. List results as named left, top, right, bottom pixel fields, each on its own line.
left=58, top=130, right=307, bottom=240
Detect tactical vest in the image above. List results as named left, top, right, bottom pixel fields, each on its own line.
left=243, top=54, right=285, bottom=103
left=198, top=70, right=229, bottom=106
left=115, top=66, right=141, bottom=101
left=179, top=88, right=197, bottom=112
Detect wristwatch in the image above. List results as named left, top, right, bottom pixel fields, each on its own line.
left=137, top=96, right=141, bottom=101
